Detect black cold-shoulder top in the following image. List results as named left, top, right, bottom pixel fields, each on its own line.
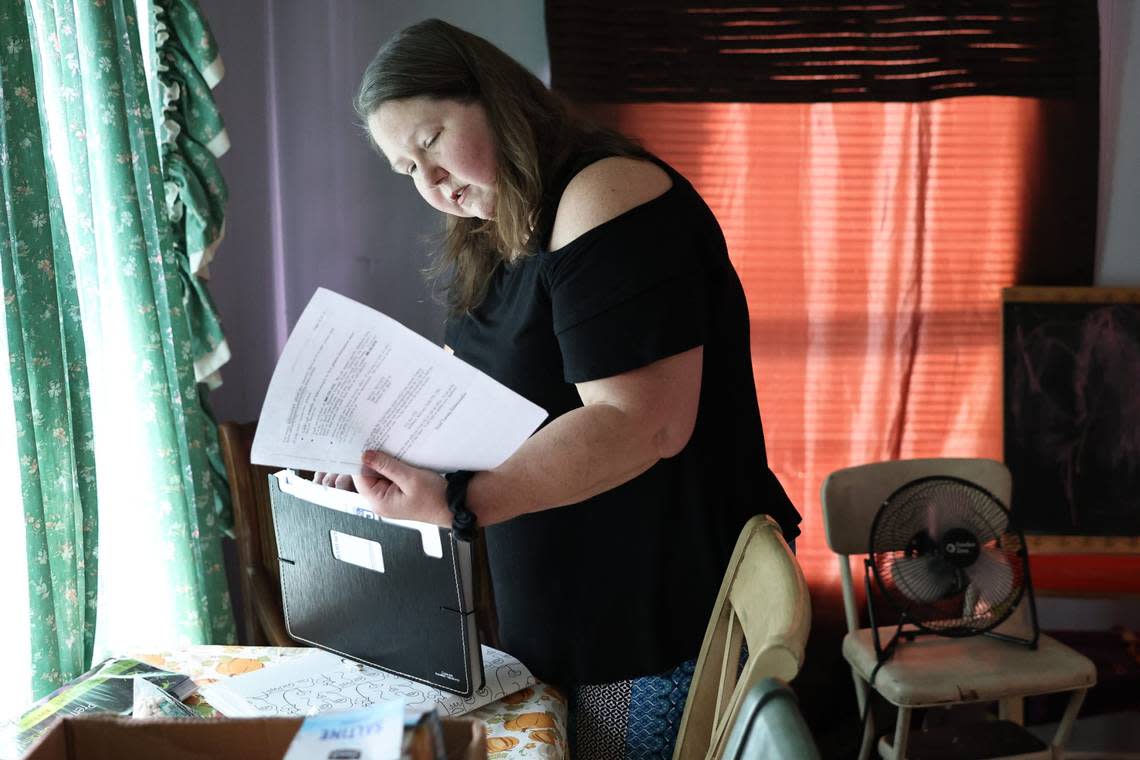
left=444, top=146, right=801, bottom=687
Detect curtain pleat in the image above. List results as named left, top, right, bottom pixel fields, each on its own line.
left=1, top=0, right=100, bottom=694
left=149, top=0, right=232, bottom=532
left=152, top=0, right=230, bottom=388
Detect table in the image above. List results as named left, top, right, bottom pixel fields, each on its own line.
left=127, top=645, right=568, bottom=759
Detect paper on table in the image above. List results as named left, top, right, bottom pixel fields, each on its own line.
left=199, top=646, right=535, bottom=719
left=251, top=288, right=546, bottom=475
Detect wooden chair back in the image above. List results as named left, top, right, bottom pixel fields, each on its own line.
left=218, top=421, right=295, bottom=646
left=673, top=515, right=812, bottom=760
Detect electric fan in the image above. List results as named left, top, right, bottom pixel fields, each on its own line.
left=864, top=475, right=1040, bottom=663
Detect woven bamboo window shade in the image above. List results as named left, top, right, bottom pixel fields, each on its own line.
left=547, top=0, right=1098, bottom=104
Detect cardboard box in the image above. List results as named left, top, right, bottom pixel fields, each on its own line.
left=22, top=714, right=486, bottom=760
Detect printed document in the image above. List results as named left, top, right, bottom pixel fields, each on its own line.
left=251, top=288, right=547, bottom=475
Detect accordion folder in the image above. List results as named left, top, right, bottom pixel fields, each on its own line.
left=268, top=472, right=484, bottom=696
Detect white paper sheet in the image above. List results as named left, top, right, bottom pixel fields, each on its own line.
left=252, top=288, right=546, bottom=475
left=199, top=646, right=535, bottom=718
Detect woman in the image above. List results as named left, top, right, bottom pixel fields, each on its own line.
left=335, top=18, right=801, bottom=757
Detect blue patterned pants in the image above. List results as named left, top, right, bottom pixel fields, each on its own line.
left=568, top=658, right=697, bottom=759
left=566, top=539, right=792, bottom=758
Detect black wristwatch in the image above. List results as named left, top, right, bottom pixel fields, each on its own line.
left=444, top=470, right=478, bottom=542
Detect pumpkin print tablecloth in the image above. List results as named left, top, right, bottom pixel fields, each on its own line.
left=126, top=645, right=568, bottom=759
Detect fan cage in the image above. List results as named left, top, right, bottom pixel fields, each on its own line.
left=869, top=475, right=1028, bottom=636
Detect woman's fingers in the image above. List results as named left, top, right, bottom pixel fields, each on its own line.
left=309, top=453, right=447, bottom=524
left=357, top=451, right=450, bottom=525
left=352, top=472, right=395, bottom=503
left=361, top=450, right=416, bottom=488
left=356, top=451, right=408, bottom=508
left=312, top=470, right=357, bottom=492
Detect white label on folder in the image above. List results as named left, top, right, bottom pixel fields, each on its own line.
left=330, top=530, right=385, bottom=573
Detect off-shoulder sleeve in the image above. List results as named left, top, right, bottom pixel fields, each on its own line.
left=542, top=190, right=708, bottom=383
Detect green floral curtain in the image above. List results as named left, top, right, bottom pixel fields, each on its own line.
left=0, top=0, right=235, bottom=699
left=152, top=0, right=230, bottom=387
left=149, top=0, right=234, bottom=530
left=0, top=0, right=99, bottom=696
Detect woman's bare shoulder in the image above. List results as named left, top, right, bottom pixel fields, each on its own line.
left=549, top=156, right=673, bottom=250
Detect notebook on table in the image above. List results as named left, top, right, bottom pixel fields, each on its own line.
left=268, top=470, right=483, bottom=697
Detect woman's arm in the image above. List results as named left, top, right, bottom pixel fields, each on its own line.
left=469, top=345, right=702, bottom=523
left=352, top=156, right=700, bottom=525
left=351, top=346, right=701, bottom=525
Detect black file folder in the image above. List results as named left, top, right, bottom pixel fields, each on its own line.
left=268, top=473, right=485, bottom=696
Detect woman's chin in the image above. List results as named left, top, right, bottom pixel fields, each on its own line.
left=471, top=195, right=495, bottom=221
left=441, top=200, right=494, bottom=221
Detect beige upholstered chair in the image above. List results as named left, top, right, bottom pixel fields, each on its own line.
left=821, top=458, right=1097, bottom=760
left=673, top=515, right=812, bottom=760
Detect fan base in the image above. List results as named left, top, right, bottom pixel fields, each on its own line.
left=880, top=718, right=1049, bottom=759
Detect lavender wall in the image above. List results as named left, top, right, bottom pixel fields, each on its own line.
left=1096, top=0, right=1140, bottom=287
left=198, top=0, right=549, bottom=422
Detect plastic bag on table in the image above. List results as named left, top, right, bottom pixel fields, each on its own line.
left=131, top=676, right=200, bottom=719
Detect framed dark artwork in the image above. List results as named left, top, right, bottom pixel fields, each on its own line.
left=1002, top=287, right=1140, bottom=553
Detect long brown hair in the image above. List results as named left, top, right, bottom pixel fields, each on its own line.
left=355, top=19, right=644, bottom=313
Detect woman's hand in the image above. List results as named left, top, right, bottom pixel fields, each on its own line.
left=311, top=471, right=356, bottom=491
left=352, top=450, right=451, bottom=526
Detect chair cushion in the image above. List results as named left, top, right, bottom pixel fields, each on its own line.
left=843, top=627, right=1096, bottom=707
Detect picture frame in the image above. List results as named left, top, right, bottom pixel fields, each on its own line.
left=1002, top=286, right=1140, bottom=555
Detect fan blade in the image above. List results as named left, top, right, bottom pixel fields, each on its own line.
left=963, top=547, right=1015, bottom=611
left=890, top=554, right=957, bottom=604
left=924, top=499, right=942, bottom=544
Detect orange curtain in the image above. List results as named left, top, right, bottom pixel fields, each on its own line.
left=582, top=97, right=1083, bottom=588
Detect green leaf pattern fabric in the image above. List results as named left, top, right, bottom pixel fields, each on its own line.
left=151, top=0, right=229, bottom=388
left=1, top=0, right=235, bottom=700
left=0, top=0, right=99, bottom=697
left=149, top=0, right=232, bottom=526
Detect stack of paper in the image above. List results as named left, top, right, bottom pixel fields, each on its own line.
left=251, top=288, right=546, bottom=476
